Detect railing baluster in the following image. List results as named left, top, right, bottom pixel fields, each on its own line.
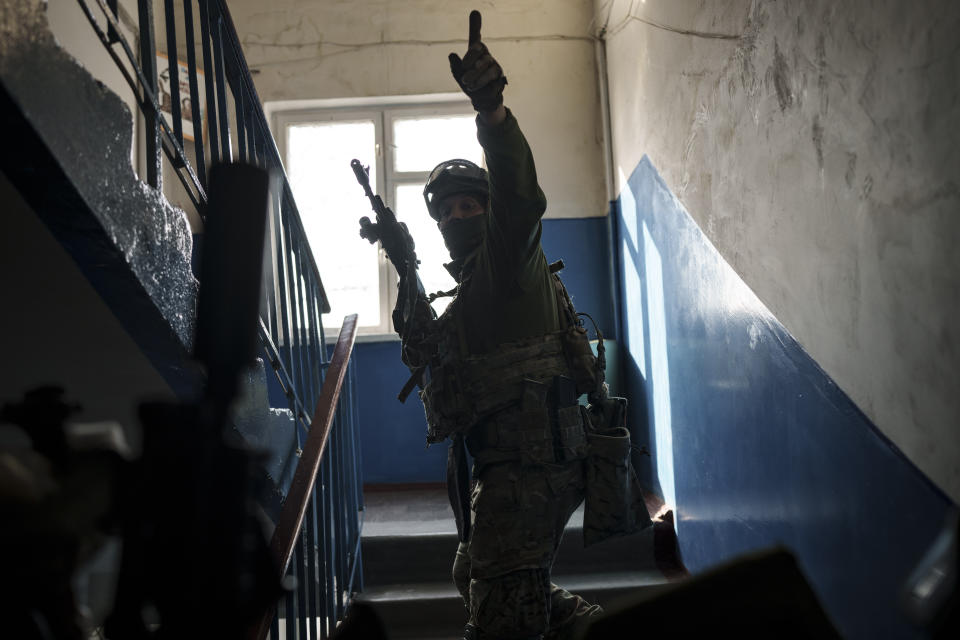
left=270, top=190, right=290, bottom=355
left=248, top=107, right=260, bottom=166
left=209, top=6, right=232, bottom=161
left=270, top=604, right=280, bottom=640
left=284, top=571, right=295, bottom=640
left=234, top=80, right=247, bottom=162
left=323, top=460, right=340, bottom=621
left=305, top=494, right=319, bottom=640
left=330, top=428, right=341, bottom=619
left=302, top=263, right=318, bottom=413
left=106, top=0, right=119, bottom=43
left=182, top=0, right=207, bottom=188
left=293, top=249, right=313, bottom=412
left=350, top=364, right=364, bottom=594
left=335, top=427, right=347, bottom=617
left=296, top=530, right=309, bottom=639
left=276, top=198, right=298, bottom=391
left=315, top=304, right=326, bottom=409
left=137, top=0, right=161, bottom=189
left=162, top=0, right=183, bottom=150
left=260, top=220, right=275, bottom=336
left=342, top=424, right=352, bottom=609
left=198, top=0, right=220, bottom=166
left=321, top=460, right=334, bottom=638
left=277, top=198, right=295, bottom=390
left=282, top=207, right=307, bottom=413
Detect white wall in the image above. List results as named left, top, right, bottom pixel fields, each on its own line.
left=597, top=0, right=960, bottom=502
left=229, top=0, right=607, bottom=219
left=45, top=0, right=208, bottom=230
left=46, top=0, right=141, bottom=173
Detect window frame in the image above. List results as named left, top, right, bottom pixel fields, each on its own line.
left=269, top=94, right=478, bottom=342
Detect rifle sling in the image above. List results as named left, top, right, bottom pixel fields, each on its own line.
left=398, top=364, right=427, bottom=403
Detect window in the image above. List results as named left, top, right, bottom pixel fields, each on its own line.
left=273, top=98, right=483, bottom=338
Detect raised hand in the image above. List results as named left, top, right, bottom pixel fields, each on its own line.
left=448, top=10, right=507, bottom=113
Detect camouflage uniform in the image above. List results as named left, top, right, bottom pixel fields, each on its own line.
left=405, top=110, right=648, bottom=639
left=452, top=460, right=601, bottom=639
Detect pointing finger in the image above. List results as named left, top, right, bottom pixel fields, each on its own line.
left=468, top=10, right=482, bottom=47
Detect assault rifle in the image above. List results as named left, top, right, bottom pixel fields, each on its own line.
left=351, top=158, right=429, bottom=334
left=352, top=159, right=434, bottom=401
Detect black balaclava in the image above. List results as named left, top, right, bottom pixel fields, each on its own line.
left=441, top=212, right=486, bottom=260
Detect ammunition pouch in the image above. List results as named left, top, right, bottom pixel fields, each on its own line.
left=582, top=396, right=652, bottom=546
left=559, top=324, right=601, bottom=396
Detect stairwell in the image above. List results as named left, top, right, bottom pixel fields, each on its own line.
left=356, top=484, right=675, bottom=639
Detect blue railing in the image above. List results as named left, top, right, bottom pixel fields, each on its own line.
left=75, top=1, right=363, bottom=636
left=265, top=321, right=365, bottom=639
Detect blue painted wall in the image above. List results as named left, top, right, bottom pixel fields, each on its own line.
left=615, top=155, right=954, bottom=639
left=341, top=216, right=615, bottom=485
left=541, top=217, right=617, bottom=340
left=353, top=340, right=448, bottom=484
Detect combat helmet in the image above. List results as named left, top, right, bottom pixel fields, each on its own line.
left=423, top=159, right=488, bottom=220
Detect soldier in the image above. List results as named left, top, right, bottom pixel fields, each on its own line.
left=392, top=11, right=651, bottom=640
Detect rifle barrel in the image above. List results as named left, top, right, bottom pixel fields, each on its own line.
left=350, top=158, right=376, bottom=200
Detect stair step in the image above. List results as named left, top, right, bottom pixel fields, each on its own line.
left=355, top=571, right=668, bottom=638
left=357, top=485, right=672, bottom=638
left=362, top=522, right=658, bottom=589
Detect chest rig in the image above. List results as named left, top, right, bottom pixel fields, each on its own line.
left=411, top=260, right=602, bottom=463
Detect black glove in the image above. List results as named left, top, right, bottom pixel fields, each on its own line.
left=448, top=10, right=507, bottom=113
left=380, top=220, right=416, bottom=271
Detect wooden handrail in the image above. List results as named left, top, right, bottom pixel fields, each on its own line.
left=251, top=313, right=359, bottom=640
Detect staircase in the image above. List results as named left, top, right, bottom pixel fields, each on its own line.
left=356, top=485, right=673, bottom=639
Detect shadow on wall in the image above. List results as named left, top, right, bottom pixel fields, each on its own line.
left=613, top=154, right=954, bottom=639
left=616, top=172, right=677, bottom=532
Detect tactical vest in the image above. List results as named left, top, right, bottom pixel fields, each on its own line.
left=415, top=261, right=601, bottom=453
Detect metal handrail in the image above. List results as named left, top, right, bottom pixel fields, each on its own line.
left=267, top=322, right=364, bottom=639
left=253, top=314, right=359, bottom=640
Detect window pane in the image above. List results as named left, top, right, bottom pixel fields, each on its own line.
left=393, top=115, right=483, bottom=172
left=394, top=183, right=456, bottom=316
left=287, top=121, right=381, bottom=329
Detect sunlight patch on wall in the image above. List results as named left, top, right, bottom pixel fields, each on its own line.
left=622, top=234, right=647, bottom=379
left=618, top=166, right=639, bottom=252
left=644, top=220, right=676, bottom=530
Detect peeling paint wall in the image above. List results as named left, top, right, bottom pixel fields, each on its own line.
left=228, top=0, right=607, bottom=219
left=598, top=0, right=960, bottom=502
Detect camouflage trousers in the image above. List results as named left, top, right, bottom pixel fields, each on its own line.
left=452, top=458, right=602, bottom=639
